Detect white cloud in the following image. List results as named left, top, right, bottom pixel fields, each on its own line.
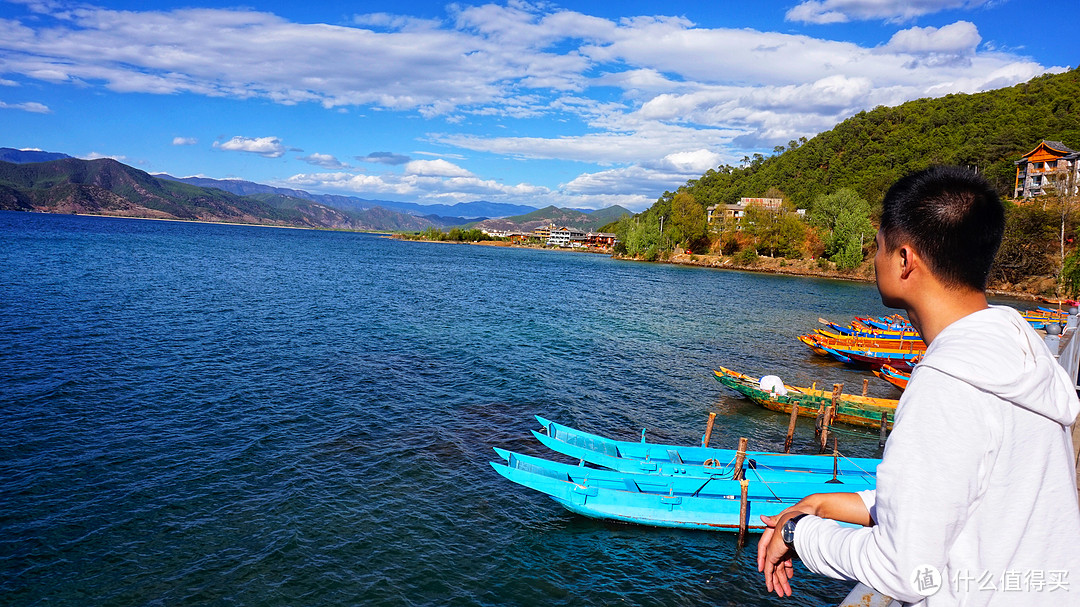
left=81, top=151, right=126, bottom=161
left=0, top=1, right=1062, bottom=211
left=786, top=0, right=991, bottom=24
left=0, top=100, right=50, bottom=113
left=299, top=152, right=349, bottom=169
left=213, top=136, right=286, bottom=158
left=172, top=136, right=197, bottom=145
left=403, top=159, right=473, bottom=177
left=883, top=21, right=981, bottom=66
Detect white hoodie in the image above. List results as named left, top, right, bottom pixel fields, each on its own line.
left=794, top=306, right=1080, bottom=605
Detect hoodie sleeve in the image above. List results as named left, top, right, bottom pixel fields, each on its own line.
left=794, top=366, right=999, bottom=602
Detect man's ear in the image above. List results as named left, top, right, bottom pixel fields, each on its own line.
left=899, top=246, right=916, bottom=279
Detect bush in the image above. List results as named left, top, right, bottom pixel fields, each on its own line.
left=817, top=257, right=833, bottom=270
left=1062, top=248, right=1080, bottom=297
left=734, top=249, right=760, bottom=265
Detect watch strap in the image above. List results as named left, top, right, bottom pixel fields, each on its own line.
left=783, top=513, right=809, bottom=547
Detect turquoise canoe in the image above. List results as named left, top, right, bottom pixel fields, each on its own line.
left=492, top=448, right=865, bottom=532
left=532, top=416, right=878, bottom=485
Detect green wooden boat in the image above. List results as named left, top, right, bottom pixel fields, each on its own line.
left=713, top=366, right=895, bottom=430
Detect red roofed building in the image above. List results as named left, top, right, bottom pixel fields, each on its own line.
left=1014, top=140, right=1079, bottom=199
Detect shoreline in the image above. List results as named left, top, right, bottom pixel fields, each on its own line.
left=32, top=213, right=1051, bottom=303
left=451, top=238, right=1048, bottom=302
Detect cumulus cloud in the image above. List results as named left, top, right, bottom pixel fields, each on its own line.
left=357, top=151, right=411, bottom=165
left=82, top=152, right=126, bottom=161
left=403, top=159, right=473, bottom=177
left=0, top=1, right=1061, bottom=210
left=883, top=21, right=981, bottom=66
left=172, top=136, right=197, bottom=145
left=213, top=136, right=286, bottom=158
left=299, top=152, right=349, bottom=169
left=285, top=169, right=547, bottom=203
left=786, top=0, right=991, bottom=24
left=0, top=100, right=50, bottom=113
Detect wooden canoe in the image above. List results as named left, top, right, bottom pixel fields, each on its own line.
left=712, top=367, right=896, bottom=430
left=532, top=415, right=879, bottom=483
left=492, top=447, right=872, bottom=532
left=873, top=364, right=910, bottom=391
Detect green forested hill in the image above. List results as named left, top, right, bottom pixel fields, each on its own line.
left=615, top=68, right=1080, bottom=292
left=674, top=67, right=1080, bottom=211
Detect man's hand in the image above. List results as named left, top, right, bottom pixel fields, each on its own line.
left=757, top=510, right=804, bottom=597
left=757, top=492, right=873, bottom=597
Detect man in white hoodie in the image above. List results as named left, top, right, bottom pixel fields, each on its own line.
left=758, top=166, right=1080, bottom=605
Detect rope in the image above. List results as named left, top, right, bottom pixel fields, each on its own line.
left=837, top=450, right=877, bottom=480
left=747, top=463, right=786, bottom=502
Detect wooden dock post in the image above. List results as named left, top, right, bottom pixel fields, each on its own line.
left=733, top=437, right=748, bottom=481
left=821, top=384, right=841, bottom=453
left=820, top=407, right=833, bottom=453
left=737, top=479, right=749, bottom=547
left=703, top=412, right=717, bottom=447
left=827, top=438, right=842, bottom=483
left=862, top=378, right=869, bottom=397
left=783, top=403, right=799, bottom=454
left=879, top=412, right=889, bottom=449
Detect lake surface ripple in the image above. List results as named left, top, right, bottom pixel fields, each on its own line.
left=1, top=212, right=901, bottom=606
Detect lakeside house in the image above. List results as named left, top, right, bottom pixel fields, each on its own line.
left=547, top=226, right=586, bottom=247
left=481, top=228, right=533, bottom=243
left=585, top=232, right=617, bottom=248
left=706, top=197, right=806, bottom=223
left=479, top=224, right=617, bottom=250
left=1014, top=140, right=1079, bottom=199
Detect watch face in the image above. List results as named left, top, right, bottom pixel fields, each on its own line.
left=782, top=519, right=796, bottom=544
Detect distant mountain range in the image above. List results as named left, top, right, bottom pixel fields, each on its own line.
left=156, top=174, right=538, bottom=220
left=0, top=147, right=633, bottom=232
left=474, top=204, right=631, bottom=233
left=0, top=148, right=73, bottom=164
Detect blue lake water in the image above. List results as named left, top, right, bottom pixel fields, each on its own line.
left=2, top=211, right=926, bottom=606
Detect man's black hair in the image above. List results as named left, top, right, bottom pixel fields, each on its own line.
left=880, top=165, right=1004, bottom=291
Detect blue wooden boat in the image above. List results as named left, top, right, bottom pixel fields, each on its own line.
left=492, top=448, right=865, bottom=532
left=532, top=416, right=878, bottom=484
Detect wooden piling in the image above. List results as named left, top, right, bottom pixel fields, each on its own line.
left=733, top=437, right=748, bottom=481
left=820, top=406, right=834, bottom=453
left=814, top=404, right=825, bottom=440
left=862, top=378, right=869, bottom=397
left=737, top=479, right=749, bottom=547
left=703, top=412, right=716, bottom=448
left=827, top=438, right=842, bottom=483
left=783, top=402, right=800, bottom=454
left=879, top=411, right=888, bottom=449
left=821, top=385, right=841, bottom=453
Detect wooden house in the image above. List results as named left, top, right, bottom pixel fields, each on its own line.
left=1015, top=140, right=1079, bottom=199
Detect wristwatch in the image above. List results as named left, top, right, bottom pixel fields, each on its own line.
left=781, top=513, right=808, bottom=548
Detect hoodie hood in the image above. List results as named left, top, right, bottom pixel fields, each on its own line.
left=916, top=305, right=1080, bottom=426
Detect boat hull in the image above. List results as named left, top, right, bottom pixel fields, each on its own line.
left=492, top=449, right=866, bottom=532
left=532, top=416, right=879, bottom=483
left=712, top=367, right=895, bottom=430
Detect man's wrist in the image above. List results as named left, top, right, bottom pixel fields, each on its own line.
left=781, top=513, right=809, bottom=549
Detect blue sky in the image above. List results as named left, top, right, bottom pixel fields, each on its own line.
left=0, top=0, right=1074, bottom=211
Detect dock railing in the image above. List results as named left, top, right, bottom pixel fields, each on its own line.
left=1053, top=313, right=1080, bottom=503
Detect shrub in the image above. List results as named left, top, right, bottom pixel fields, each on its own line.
left=735, top=249, right=760, bottom=265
